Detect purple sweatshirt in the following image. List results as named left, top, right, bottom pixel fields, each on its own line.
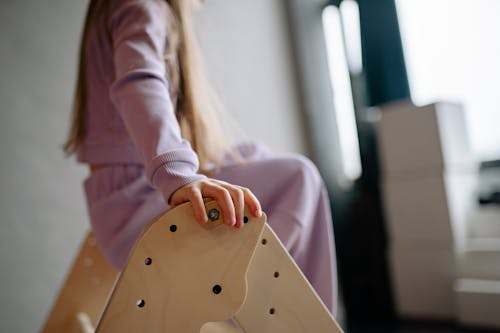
left=77, top=0, right=206, bottom=202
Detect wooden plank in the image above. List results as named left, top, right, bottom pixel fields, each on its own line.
left=96, top=200, right=266, bottom=333
left=235, top=225, right=344, bottom=333
left=41, top=232, right=119, bottom=333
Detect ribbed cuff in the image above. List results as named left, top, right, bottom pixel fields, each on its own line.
left=148, top=149, right=207, bottom=204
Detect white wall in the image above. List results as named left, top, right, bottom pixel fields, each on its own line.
left=0, top=1, right=305, bottom=332
left=0, top=2, right=89, bottom=332
left=196, top=0, right=307, bottom=153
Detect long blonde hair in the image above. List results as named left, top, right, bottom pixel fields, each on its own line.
left=63, top=0, right=230, bottom=174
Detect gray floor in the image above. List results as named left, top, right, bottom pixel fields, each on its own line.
left=350, top=321, right=500, bottom=333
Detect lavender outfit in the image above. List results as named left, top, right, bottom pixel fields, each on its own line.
left=79, top=0, right=337, bottom=314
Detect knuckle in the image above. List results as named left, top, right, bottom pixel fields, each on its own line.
left=217, top=192, right=232, bottom=206
left=236, top=189, right=245, bottom=201
left=221, top=189, right=232, bottom=201
left=241, top=187, right=252, bottom=195
left=229, top=186, right=243, bottom=197
left=186, top=187, right=199, bottom=197
left=199, top=179, right=211, bottom=187
left=212, top=186, right=228, bottom=198
left=216, top=180, right=229, bottom=186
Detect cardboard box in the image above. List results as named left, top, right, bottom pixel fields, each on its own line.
left=375, top=101, right=475, bottom=179
left=468, top=207, right=500, bottom=238
left=455, top=278, right=500, bottom=329
left=390, top=247, right=456, bottom=319
left=457, top=238, right=500, bottom=280
left=383, top=172, right=476, bottom=250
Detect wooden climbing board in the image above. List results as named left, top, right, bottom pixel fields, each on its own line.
left=41, top=233, right=118, bottom=332
left=41, top=201, right=344, bottom=333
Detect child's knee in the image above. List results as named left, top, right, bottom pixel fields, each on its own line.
left=278, top=154, right=324, bottom=190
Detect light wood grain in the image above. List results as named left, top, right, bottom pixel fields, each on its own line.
left=76, top=312, right=95, bottom=333
left=42, top=200, right=343, bottom=333
left=41, top=232, right=119, bottom=333
left=235, top=225, right=344, bottom=333
left=200, top=321, right=244, bottom=333
left=96, top=200, right=266, bottom=333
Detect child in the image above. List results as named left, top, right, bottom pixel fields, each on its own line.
left=64, top=0, right=338, bottom=314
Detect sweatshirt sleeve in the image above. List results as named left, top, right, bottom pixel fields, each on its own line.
left=108, top=0, right=206, bottom=203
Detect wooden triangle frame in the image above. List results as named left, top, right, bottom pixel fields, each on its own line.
left=42, top=200, right=344, bottom=333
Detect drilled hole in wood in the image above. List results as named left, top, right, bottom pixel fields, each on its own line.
left=261, top=238, right=267, bottom=245
left=90, top=276, right=101, bottom=286
left=243, top=216, right=249, bottom=224
left=274, top=271, right=279, bottom=278
left=212, top=284, right=222, bottom=295
left=83, top=257, right=93, bottom=267
left=269, top=308, right=276, bottom=315
left=88, top=237, right=96, bottom=246
left=170, top=224, right=177, bottom=232
left=144, top=257, right=152, bottom=265
left=136, top=299, right=145, bottom=308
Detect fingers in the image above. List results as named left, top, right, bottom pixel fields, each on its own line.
left=220, top=184, right=245, bottom=228
left=170, top=186, right=207, bottom=223
left=202, top=184, right=236, bottom=227
left=241, top=187, right=262, bottom=218
left=187, top=188, right=207, bottom=224
left=214, top=182, right=262, bottom=227
left=169, top=179, right=262, bottom=228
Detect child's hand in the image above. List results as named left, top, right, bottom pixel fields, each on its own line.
left=169, top=179, right=262, bottom=228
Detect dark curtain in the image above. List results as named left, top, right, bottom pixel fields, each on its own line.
left=357, top=0, right=410, bottom=106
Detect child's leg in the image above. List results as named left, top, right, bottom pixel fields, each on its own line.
left=84, top=152, right=338, bottom=314
left=84, top=165, right=168, bottom=269
left=213, top=154, right=338, bottom=315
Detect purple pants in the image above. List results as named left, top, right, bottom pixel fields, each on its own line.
left=83, top=143, right=338, bottom=314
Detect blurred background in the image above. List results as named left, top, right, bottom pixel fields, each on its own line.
left=1, top=0, right=499, bottom=332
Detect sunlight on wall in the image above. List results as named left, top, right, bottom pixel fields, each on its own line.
left=322, top=4, right=362, bottom=183
left=339, top=0, right=363, bottom=75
